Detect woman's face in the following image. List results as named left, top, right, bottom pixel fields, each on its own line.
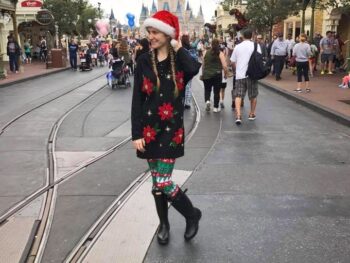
left=147, top=27, right=169, bottom=49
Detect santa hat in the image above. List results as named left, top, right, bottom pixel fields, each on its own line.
left=143, top=10, right=179, bottom=48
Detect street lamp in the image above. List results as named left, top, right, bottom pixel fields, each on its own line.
left=98, top=2, right=101, bottom=19
left=300, top=0, right=311, bottom=34
left=309, top=0, right=317, bottom=39
left=55, top=22, right=59, bottom=48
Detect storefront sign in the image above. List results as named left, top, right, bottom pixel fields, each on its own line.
left=21, top=0, right=43, bottom=7
left=36, top=10, right=53, bottom=25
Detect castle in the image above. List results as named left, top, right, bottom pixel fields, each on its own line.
left=139, top=0, right=205, bottom=37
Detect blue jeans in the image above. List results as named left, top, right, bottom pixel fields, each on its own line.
left=70, top=53, right=77, bottom=69
left=9, top=53, right=19, bottom=72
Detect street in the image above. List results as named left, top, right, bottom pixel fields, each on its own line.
left=0, top=69, right=349, bottom=262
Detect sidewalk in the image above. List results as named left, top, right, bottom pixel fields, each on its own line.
left=260, top=70, right=350, bottom=126
left=0, top=61, right=69, bottom=87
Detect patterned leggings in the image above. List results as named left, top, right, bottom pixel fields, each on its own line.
left=147, top=158, right=179, bottom=198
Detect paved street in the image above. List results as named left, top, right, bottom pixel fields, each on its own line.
left=0, top=69, right=349, bottom=263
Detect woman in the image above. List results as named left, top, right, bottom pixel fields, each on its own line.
left=181, top=34, right=198, bottom=109
left=293, top=33, right=312, bottom=93
left=131, top=10, right=201, bottom=245
left=24, top=40, right=32, bottom=64
left=308, top=40, right=318, bottom=77
left=119, top=39, right=132, bottom=74
left=201, top=39, right=228, bottom=112
left=219, top=42, right=230, bottom=109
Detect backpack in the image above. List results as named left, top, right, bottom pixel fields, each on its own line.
left=246, top=42, right=269, bottom=80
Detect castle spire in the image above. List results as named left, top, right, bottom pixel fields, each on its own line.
left=186, top=1, right=191, bottom=11
left=162, top=2, right=170, bottom=11
left=110, top=8, right=115, bottom=20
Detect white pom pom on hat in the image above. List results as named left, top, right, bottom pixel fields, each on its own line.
left=170, top=39, right=178, bottom=48
left=143, top=10, right=180, bottom=44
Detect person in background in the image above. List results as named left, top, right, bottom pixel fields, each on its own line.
left=201, top=38, right=228, bottom=112
left=119, top=39, right=132, bottom=75
left=256, top=35, right=267, bottom=61
left=313, top=32, right=322, bottom=71
left=6, top=35, right=20, bottom=73
left=231, top=28, right=261, bottom=125
left=270, top=33, right=288, bottom=81
left=181, top=34, right=198, bottom=109
left=293, top=33, right=312, bottom=93
left=68, top=39, right=79, bottom=71
left=267, top=34, right=277, bottom=75
left=334, top=33, right=343, bottom=72
left=320, top=31, right=335, bottom=75
left=135, top=38, right=150, bottom=63
left=285, top=34, right=295, bottom=68
left=219, top=42, right=230, bottom=109
left=40, top=36, right=48, bottom=62
left=24, top=39, right=32, bottom=64
left=308, top=39, right=318, bottom=77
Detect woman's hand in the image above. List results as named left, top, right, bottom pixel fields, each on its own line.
left=132, top=138, right=146, bottom=152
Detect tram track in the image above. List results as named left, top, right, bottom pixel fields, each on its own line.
left=0, top=71, right=107, bottom=136
left=0, top=73, right=111, bottom=226
left=64, top=95, right=201, bottom=263
left=0, top=72, right=202, bottom=262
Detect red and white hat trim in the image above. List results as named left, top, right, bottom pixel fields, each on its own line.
left=143, top=17, right=176, bottom=39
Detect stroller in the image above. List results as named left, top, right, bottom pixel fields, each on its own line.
left=107, top=57, right=131, bottom=89
left=79, top=49, right=92, bottom=71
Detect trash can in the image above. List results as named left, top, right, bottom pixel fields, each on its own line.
left=51, top=49, right=64, bottom=68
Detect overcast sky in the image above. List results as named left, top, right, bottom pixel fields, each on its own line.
left=88, top=0, right=220, bottom=25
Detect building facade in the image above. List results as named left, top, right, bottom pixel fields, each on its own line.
left=139, top=0, right=205, bottom=38
left=282, top=5, right=350, bottom=61
left=0, top=0, right=16, bottom=78
left=215, top=0, right=247, bottom=40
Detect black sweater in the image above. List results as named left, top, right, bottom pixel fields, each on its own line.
left=131, top=47, right=201, bottom=159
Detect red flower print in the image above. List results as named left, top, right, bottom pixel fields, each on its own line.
left=176, top=71, right=185, bottom=91
left=158, top=103, right=174, bottom=121
left=172, top=128, right=184, bottom=144
left=142, top=77, right=154, bottom=96
left=143, top=125, right=156, bottom=144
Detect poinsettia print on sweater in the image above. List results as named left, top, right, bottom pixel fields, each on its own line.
left=131, top=48, right=201, bottom=159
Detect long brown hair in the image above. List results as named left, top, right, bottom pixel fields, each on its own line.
left=211, top=39, right=220, bottom=56
left=150, top=40, right=179, bottom=97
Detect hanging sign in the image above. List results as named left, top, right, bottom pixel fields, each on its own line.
left=21, top=0, right=43, bottom=7
left=36, top=10, right=54, bottom=25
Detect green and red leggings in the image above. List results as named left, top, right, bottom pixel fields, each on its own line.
left=147, top=158, right=179, bottom=198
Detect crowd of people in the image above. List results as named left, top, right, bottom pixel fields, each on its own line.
left=6, top=35, right=49, bottom=74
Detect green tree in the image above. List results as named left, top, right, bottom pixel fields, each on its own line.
left=44, top=0, right=99, bottom=38
left=76, top=5, right=98, bottom=38
left=318, top=0, right=350, bottom=13
left=245, top=0, right=301, bottom=40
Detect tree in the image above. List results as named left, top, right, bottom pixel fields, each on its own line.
left=43, top=0, right=99, bottom=38
left=76, top=5, right=98, bottom=38
left=245, top=0, right=301, bottom=40
left=318, top=0, right=350, bottom=13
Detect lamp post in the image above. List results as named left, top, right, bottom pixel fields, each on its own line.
left=309, top=0, right=317, bottom=39
left=55, top=22, right=59, bottom=48
left=98, top=2, right=101, bottom=19
left=300, top=0, right=311, bottom=34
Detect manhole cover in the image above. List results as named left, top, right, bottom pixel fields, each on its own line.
left=339, top=100, right=350, bottom=105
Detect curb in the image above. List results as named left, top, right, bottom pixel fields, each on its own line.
left=0, top=67, right=70, bottom=88
left=259, top=80, right=350, bottom=127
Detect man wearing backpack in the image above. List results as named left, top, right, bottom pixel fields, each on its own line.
left=230, top=28, right=261, bottom=125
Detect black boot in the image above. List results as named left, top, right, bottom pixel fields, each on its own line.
left=152, top=191, right=170, bottom=245
left=170, top=189, right=202, bottom=241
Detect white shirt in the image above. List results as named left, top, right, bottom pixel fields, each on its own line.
left=230, top=40, right=261, bottom=80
